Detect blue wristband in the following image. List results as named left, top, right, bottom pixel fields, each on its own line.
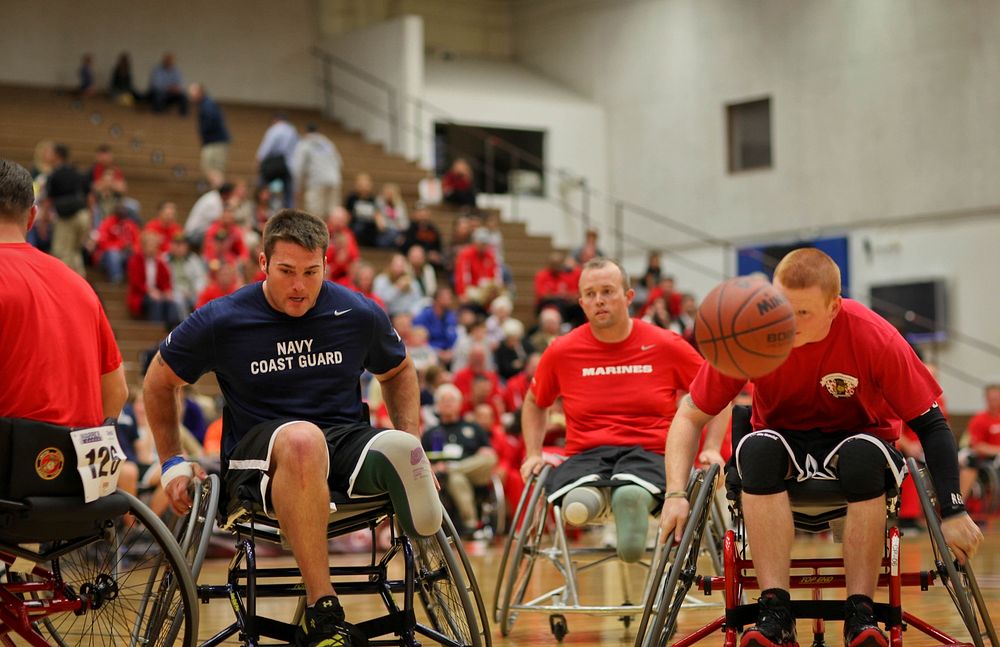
left=161, top=455, right=186, bottom=474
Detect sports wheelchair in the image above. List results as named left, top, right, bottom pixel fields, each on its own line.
left=635, top=408, right=998, bottom=647
left=175, top=471, right=492, bottom=647
left=0, top=417, right=199, bottom=647
left=492, top=463, right=728, bottom=641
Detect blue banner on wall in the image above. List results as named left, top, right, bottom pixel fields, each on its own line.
left=736, top=236, right=850, bottom=296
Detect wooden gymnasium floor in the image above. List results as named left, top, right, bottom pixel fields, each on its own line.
left=192, top=518, right=999, bottom=647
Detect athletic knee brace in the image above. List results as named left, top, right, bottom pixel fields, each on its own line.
left=354, top=430, right=442, bottom=537
left=736, top=432, right=790, bottom=495
left=834, top=438, right=888, bottom=502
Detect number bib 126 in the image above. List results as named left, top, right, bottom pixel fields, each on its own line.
left=70, top=425, right=125, bottom=502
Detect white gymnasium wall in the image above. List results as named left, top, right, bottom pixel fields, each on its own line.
left=510, top=0, right=1000, bottom=411
left=422, top=59, right=609, bottom=250
left=319, top=15, right=424, bottom=159
left=0, top=0, right=320, bottom=107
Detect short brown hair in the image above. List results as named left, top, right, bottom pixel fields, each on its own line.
left=579, top=256, right=631, bottom=292
left=0, top=159, right=35, bottom=223
left=262, top=209, right=329, bottom=261
left=773, top=247, right=841, bottom=302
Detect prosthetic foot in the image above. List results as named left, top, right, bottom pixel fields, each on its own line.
left=611, top=484, right=655, bottom=563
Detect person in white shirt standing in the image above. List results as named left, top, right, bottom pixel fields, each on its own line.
left=291, top=123, right=343, bottom=219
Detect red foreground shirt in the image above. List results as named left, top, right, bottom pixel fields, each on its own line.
left=0, top=243, right=122, bottom=426
left=689, top=299, right=940, bottom=441
left=530, top=319, right=704, bottom=454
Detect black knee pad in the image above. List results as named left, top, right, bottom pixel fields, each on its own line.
left=736, top=432, right=790, bottom=495
left=834, top=439, right=888, bottom=502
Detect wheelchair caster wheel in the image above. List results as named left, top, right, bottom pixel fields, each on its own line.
left=811, top=634, right=826, bottom=647
left=621, top=614, right=632, bottom=628
left=550, top=614, right=569, bottom=641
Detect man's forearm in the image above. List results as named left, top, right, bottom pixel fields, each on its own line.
left=380, top=362, right=421, bottom=437
left=665, top=396, right=713, bottom=492
left=520, top=393, right=548, bottom=458
left=100, top=365, right=128, bottom=421
left=143, top=357, right=185, bottom=459
left=702, top=402, right=733, bottom=455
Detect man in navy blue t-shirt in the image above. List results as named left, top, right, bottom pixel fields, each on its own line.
left=144, top=209, right=441, bottom=647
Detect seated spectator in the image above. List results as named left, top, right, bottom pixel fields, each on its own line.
left=110, top=52, right=138, bottom=106
left=407, top=244, right=437, bottom=304
left=571, top=227, right=605, bottom=265
left=640, top=274, right=682, bottom=319
left=90, top=144, right=126, bottom=190
left=165, top=234, right=207, bottom=318
left=535, top=251, right=581, bottom=319
left=94, top=203, right=140, bottom=283
left=292, top=123, right=343, bottom=218
left=76, top=53, right=96, bottom=97
left=402, top=202, right=444, bottom=268
left=408, top=325, right=439, bottom=373
left=445, top=215, right=474, bottom=274
left=414, top=287, right=459, bottom=367
left=246, top=184, right=275, bottom=234
left=673, top=292, right=697, bottom=344
left=633, top=250, right=662, bottom=311
left=442, top=158, right=477, bottom=208
left=148, top=52, right=187, bottom=115
left=326, top=207, right=359, bottom=284
left=495, top=319, right=528, bottom=381
left=184, top=181, right=238, bottom=248
left=89, top=171, right=135, bottom=229
left=485, top=294, right=517, bottom=350
left=349, top=261, right=385, bottom=310
left=345, top=172, right=380, bottom=246
left=642, top=295, right=673, bottom=330
left=453, top=343, right=504, bottom=414
left=454, top=227, right=504, bottom=307
left=422, top=384, right=497, bottom=537
left=373, top=253, right=423, bottom=316
left=127, top=231, right=179, bottom=328
left=202, top=204, right=248, bottom=269
left=144, top=200, right=181, bottom=253
left=451, top=318, right=495, bottom=373
left=196, top=261, right=242, bottom=309
left=503, top=352, right=540, bottom=413
left=375, top=182, right=409, bottom=248
left=527, top=307, right=563, bottom=354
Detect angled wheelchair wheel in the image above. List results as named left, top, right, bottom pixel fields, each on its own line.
left=907, top=458, right=998, bottom=647
left=171, top=474, right=220, bottom=582
left=39, top=491, right=198, bottom=647
left=497, top=466, right=551, bottom=637
left=634, top=464, right=721, bottom=647
left=481, top=473, right=507, bottom=537
left=491, top=466, right=547, bottom=623
left=412, top=511, right=489, bottom=647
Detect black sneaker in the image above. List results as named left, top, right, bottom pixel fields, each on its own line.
left=295, top=596, right=365, bottom=647
left=741, top=589, right=798, bottom=647
left=843, top=595, right=887, bottom=647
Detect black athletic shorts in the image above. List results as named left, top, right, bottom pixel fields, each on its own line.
left=222, top=418, right=384, bottom=517
left=545, top=445, right=665, bottom=504
left=732, top=429, right=906, bottom=492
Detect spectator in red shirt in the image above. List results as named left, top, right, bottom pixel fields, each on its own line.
left=453, top=343, right=504, bottom=416
left=325, top=206, right=358, bottom=283
left=144, top=201, right=182, bottom=254
left=89, top=144, right=126, bottom=192
left=94, top=204, right=140, bottom=283
left=442, top=158, right=476, bottom=208
left=196, top=261, right=241, bottom=309
left=350, top=261, right=386, bottom=311
left=127, top=231, right=179, bottom=328
left=504, top=352, right=540, bottom=413
left=640, top=275, right=682, bottom=319
left=454, top=227, right=503, bottom=306
left=534, top=250, right=583, bottom=325
left=202, top=204, right=248, bottom=269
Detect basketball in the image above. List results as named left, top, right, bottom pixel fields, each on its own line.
left=695, top=275, right=796, bottom=379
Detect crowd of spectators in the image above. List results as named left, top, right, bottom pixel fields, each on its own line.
left=30, top=62, right=712, bottom=538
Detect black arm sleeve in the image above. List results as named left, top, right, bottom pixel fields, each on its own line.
left=906, top=405, right=966, bottom=518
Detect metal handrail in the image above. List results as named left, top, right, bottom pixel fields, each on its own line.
left=311, top=47, right=399, bottom=151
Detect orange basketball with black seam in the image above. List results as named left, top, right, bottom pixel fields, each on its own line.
left=695, top=275, right=796, bottom=379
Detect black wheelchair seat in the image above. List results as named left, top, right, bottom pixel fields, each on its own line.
left=0, top=492, right=130, bottom=544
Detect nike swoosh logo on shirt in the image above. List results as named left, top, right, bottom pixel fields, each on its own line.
left=334, top=308, right=352, bottom=316
left=641, top=344, right=656, bottom=351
